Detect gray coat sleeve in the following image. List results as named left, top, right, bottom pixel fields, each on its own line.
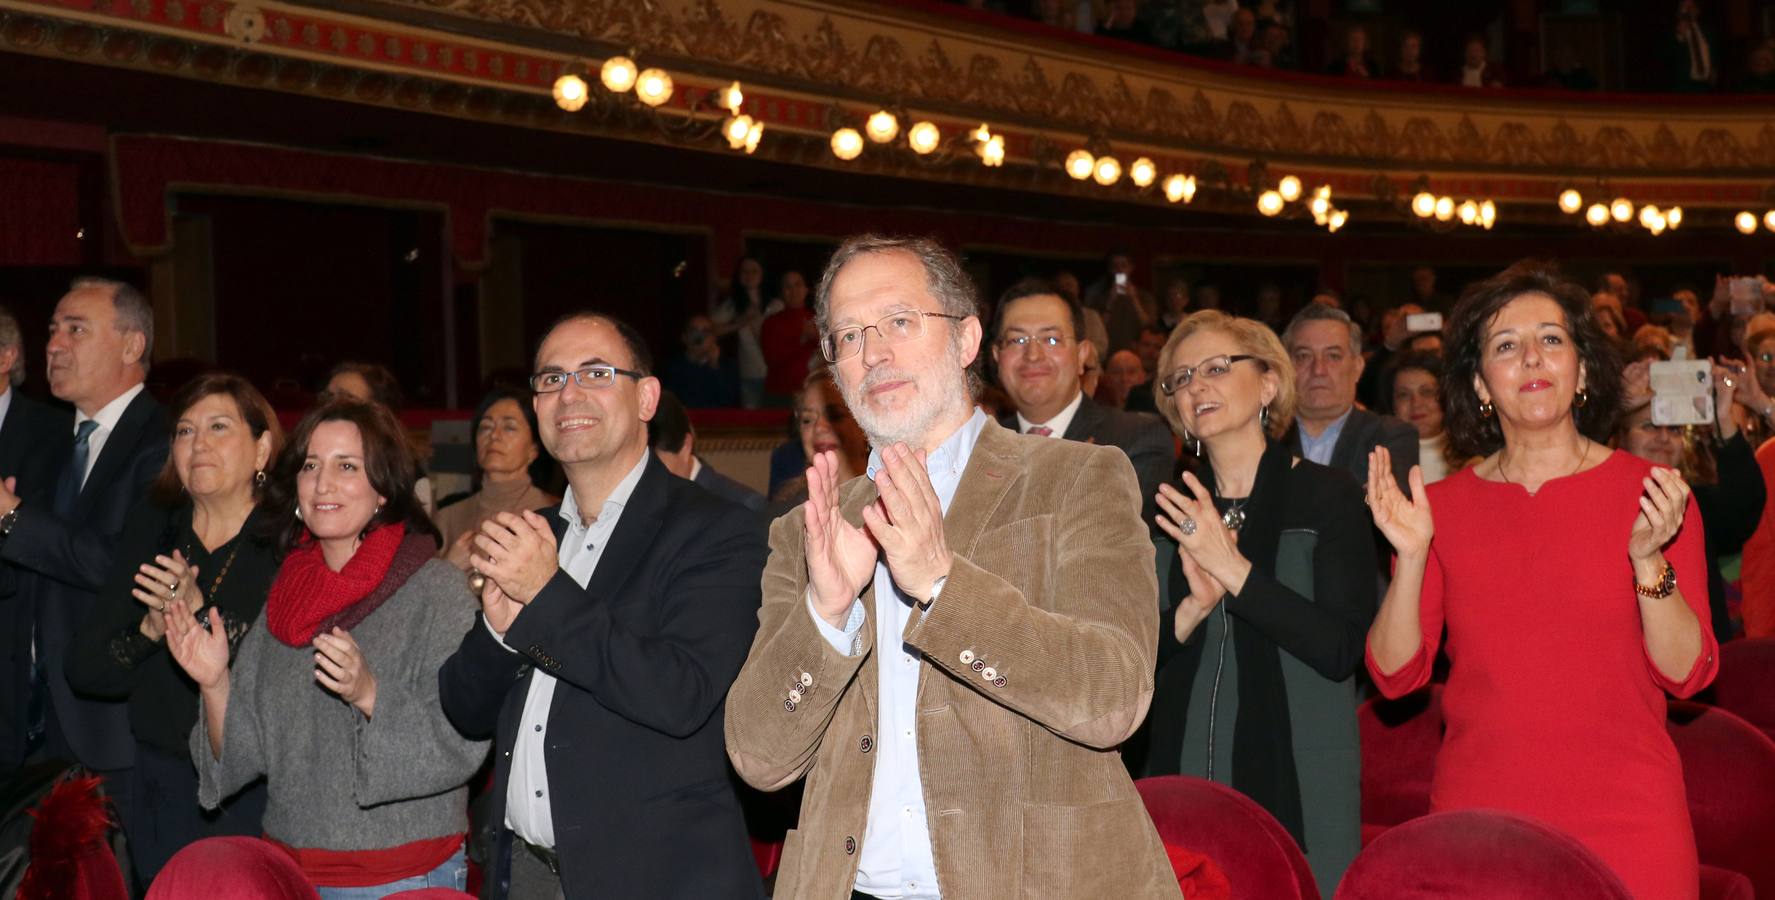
left=352, top=566, right=491, bottom=807
left=192, top=620, right=271, bottom=810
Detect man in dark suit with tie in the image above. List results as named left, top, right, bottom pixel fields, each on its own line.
left=0, top=280, right=167, bottom=781
left=648, top=389, right=766, bottom=513
left=1280, top=302, right=1417, bottom=490
left=991, top=279, right=1176, bottom=524
left=439, top=312, right=765, bottom=899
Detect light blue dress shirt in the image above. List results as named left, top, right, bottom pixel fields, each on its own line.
left=809, top=408, right=989, bottom=900
left=502, top=451, right=648, bottom=847
left=1297, top=408, right=1352, bottom=467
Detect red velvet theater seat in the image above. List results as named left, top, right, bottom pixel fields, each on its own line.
left=1711, top=638, right=1775, bottom=742
left=1135, top=775, right=1320, bottom=900
left=147, top=836, right=317, bottom=899
left=1334, top=809, right=1632, bottom=900
left=1667, top=700, right=1775, bottom=900
left=1357, top=685, right=1442, bottom=843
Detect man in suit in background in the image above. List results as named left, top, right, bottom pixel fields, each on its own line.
left=0, top=280, right=166, bottom=783
left=1281, top=303, right=1417, bottom=491
left=725, top=235, right=1178, bottom=899
left=0, top=305, right=72, bottom=777
left=439, top=313, right=765, bottom=899
left=648, top=389, right=766, bottom=513
left=991, top=279, right=1175, bottom=524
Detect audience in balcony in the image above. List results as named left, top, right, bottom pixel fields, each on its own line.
left=1661, top=0, right=1717, bottom=92
left=1741, top=39, right=1775, bottom=91
left=1391, top=29, right=1429, bottom=82
left=1542, top=42, right=1600, bottom=90
left=1327, top=24, right=1379, bottom=78
left=709, top=256, right=777, bottom=409
left=661, top=314, right=742, bottom=409
left=1457, top=34, right=1506, bottom=88
left=760, top=269, right=818, bottom=406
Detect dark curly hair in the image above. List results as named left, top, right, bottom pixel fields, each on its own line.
left=261, top=398, right=439, bottom=554
left=1443, top=260, right=1623, bottom=458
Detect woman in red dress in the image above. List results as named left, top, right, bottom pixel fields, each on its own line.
left=1364, top=261, right=1718, bottom=900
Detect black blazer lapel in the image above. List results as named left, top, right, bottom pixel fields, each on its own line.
left=557, top=455, right=671, bottom=607
left=75, top=391, right=161, bottom=518
left=1326, top=409, right=1371, bottom=476
left=1061, top=393, right=1104, bottom=442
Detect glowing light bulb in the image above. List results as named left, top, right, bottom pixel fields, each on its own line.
left=865, top=110, right=899, bottom=143
left=979, top=135, right=1005, bottom=167
left=722, top=114, right=753, bottom=149
left=1257, top=190, right=1285, bottom=217
left=1665, top=207, right=1682, bottom=229
left=1129, top=158, right=1156, bottom=188
left=717, top=81, right=743, bottom=114
left=1458, top=200, right=1479, bottom=225
left=1278, top=175, right=1302, bottom=202
left=908, top=121, right=940, bottom=155
left=1610, top=197, right=1633, bottom=223
left=972, top=123, right=993, bottom=144
left=1480, top=200, right=1497, bottom=229
left=1065, top=149, right=1095, bottom=181
left=1411, top=192, right=1436, bottom=218
left=1639, top=205, right=1662, bottom=229
left=1736, top=211, right=1758, bottom=234
left=551, top=73, right=589, bottom=111
left=599, top=56, right=637, bottom=93
left=1164, top=174, right=1195, bottom=203
left=1586, top=203, right=1610, bottom=227
left=1765, top=210, right=1775, bottom=232
left=1328, top=209, right=1348, bottom=232
left=1309, top=195, right=1330, bottom=218
left=1093, top=156, right=1122, bottom=186
left=1558, top=189, right=1582, bottom=214
left=830, top=128, right=864, bottom=161
left=635, top=68, right=673, bottom=107
left=744, top=120, right=763, bottom=154
left=1434, top=196, right=1455, bottom=222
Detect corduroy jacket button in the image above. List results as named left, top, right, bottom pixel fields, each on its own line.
left=784, top=699, right=797, bottom=712
left=970, top=659, right=986, bottom=672
left=959, top=649, right=975, bottom=665
left=800, top=671, right=814, bottom=687
left=845, top=836, right=856, bottom=855
left=860, top=735, right=873, bottom=753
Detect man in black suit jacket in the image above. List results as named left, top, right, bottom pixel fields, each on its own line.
left=440, top=313, right=764, bottom=900
left=0, top=280, right=166, bottom=776
left=0, top=308, right=72, bottom=500
left=1281, top=303, right=1418, bottom=490
left=648, top=389, right=766, bottom=513
left=991, top=280, right=1176, bottom=524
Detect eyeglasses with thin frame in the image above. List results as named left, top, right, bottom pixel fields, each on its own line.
left=996, top=333, right=1075, bottom=353
left=530, top=364, right=646, bottom=393
left=821, top=311, right=966, bottom=362
left=1159, top=354, right=1258, bottom=396
left=1758, top=353, right=1775, bottom=364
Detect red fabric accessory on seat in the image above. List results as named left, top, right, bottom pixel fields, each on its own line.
left=17, top=774, right=127, bottom=900
left=1163, top=843, right=1232, bottom=900
left=148, top=837, right=317, bottom=899
left=1136, top=775, right=1319, bottom=900
left=265, top=524, right=429, bottom=647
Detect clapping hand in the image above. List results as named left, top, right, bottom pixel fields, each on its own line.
left=165, top=600, right=230, bottom=691
left=470, top=511, right=559, bottom=604
left=133, top=551, right=202, bottom=640
left=804, top=449, right=877, bottom=628
left=1367, top=447, right=1434, bottom=559
left=862, top=444, right=952, bottom=603
left=1154, top=472, right=1250, bottom=592
left=314, top=627, right=377, bottom=718
left=1172, top=552, right=1228, bottom=643
left=1629, top=467, right=1690, bottom=562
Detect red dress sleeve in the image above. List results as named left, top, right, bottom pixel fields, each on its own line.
left=1365, top=541, right=1446, bottom=698
left=1645, top=492, right=1719, bottom=697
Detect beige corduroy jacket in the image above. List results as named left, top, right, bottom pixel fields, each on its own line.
left=726, top=420, right=1182, bottom=899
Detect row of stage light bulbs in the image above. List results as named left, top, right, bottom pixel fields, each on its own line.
left=1557, top=190, right=1681, bottom=234
left=552, top=59, right=765, bottom=154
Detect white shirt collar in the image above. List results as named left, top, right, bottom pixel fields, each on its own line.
left=688, top=456, right=704, bottom=482
left=1015, top=390, right=1085, bottom=438
left=0, top=383, right=12, bottom=430
left=559, top=449, right=649, bottom=529
left=76, top=382, right=145, bottom=435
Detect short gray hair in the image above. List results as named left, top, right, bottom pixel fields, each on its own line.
left=70, top=278, right=153, bottom=373
left=813, top=234, right=982, bottom=395
left=0, top=306, right=21, bottom=386
left=1282, top=302, right=1361, bottom=355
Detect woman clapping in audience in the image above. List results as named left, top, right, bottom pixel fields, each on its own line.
left=167, top=399, right=487, bottom=898
left=1366, top=261, right=1715, bottom=900
left=66, top=374, right=282, bottom=884
left=1138, top=310, right=1376, bottom=896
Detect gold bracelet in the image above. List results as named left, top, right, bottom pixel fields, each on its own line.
left=1633, top=561, right=1677, bottom=599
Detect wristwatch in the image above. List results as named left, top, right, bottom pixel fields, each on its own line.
left=1634, top=561, right=1678, bottom=600
left=0, top=505, right=20, bottom=538
left=920, top=575, right=948, bottom=609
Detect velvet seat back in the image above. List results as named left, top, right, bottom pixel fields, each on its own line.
left=1357, top=685, right=1442, bottom=835
left=1710, top=638, right=1775, bottom=742
left=1666, top=700, right=1775, bottom=899
left=1135, top=775, right=1319, bottom=900
left=147, top=837, right=317, bottom=900
left=1334, top=809, right=1633, bottom=900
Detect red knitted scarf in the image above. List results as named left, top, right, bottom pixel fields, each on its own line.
left=265, top=524, right=435, bottom=647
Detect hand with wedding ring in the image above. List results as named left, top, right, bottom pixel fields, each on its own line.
left=132, top=550, right=202, bottom=641
left=1154, top=472, right=1252, bottom=595
left=469, top=511, right=559, bottom=605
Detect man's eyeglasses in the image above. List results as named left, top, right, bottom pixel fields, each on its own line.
left=1757, top=353, right=1775, bottom=364
left=1159, top=354, right=1258, bottom=396
left=530, top=365, right=646, bottom=393
left=821, top=311, right=965, bottom=362
left=996, top=334, right=1074, bottom=352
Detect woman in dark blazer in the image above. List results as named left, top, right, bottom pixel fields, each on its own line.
left=1135, top=310, right=1377, bottom=898
left=65, top=373, right=283, bottom=883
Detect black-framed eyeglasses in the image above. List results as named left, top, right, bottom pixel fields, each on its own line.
left=1159, top=354, right=1258, bottom=396
left=821, top=311, right=965, bottom=362
left=1758, top=353, right=1775, bottom=364
left=530, top=365, right=646, bottom=393
left=996, top=333, right=1074, bottom=352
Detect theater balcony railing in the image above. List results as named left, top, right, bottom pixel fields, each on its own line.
left=2, top=0, right=1773, bottom=229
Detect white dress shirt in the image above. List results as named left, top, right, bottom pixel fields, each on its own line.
left=810, top=408, right=989, bottom=900
left=1014, top=390, right=1084, bottom=439
left=501, top=451, right=649, bottom=847
left=0, top=383, right=13, bottom=436
left=75, top=383, right=145, bottom=487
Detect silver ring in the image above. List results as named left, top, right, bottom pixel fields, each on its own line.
left=167, top=580, right=178, bottom=594
left=1724, top=377, right=1736, bottom=388
left=1180, top=518, right=1198, bottom=536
